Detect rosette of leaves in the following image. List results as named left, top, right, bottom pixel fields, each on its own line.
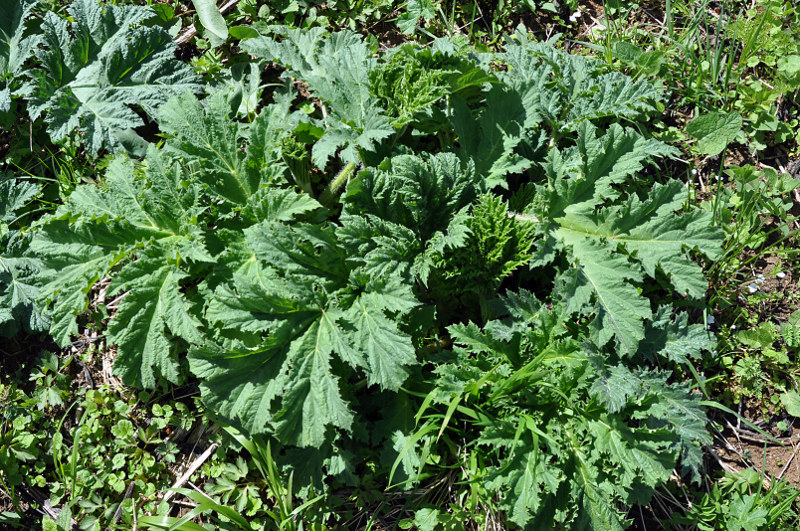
left=22, top=0, right=202, bottom=154
left=29, top=84, right=424, bottom=451
left=419, top=291, right=710, bottom=529
left=29, top=89, right=298, bottom=386
left=512, top=121, right=723, bottom=355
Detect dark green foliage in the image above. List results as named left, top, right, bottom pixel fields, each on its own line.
left=22, top=0, right=203, bottom=154
left=519, top=121, right=722, bottom=355
left=194, top=218, right=418, bottom=446
left=30, top=90, right=299, bottom=386
left=0, top=178, right=46, bottom=336
left=18, top=25, right=723, bottom=529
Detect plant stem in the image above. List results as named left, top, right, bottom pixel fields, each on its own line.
left=319, top=161, right=357, bottom=207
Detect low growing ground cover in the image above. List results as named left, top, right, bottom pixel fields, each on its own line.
left=2, top=0, right=800, bottom=529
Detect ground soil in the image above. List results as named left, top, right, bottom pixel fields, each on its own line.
left=719, top=422, right=800, bottom=486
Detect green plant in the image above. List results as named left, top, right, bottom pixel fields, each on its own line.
left=396, top=0, right=438, bottom=36
left=12, top=16, right=726, bottom=530
left=139, top=487, right=255, bottom=531
left=707, top=165, right=800, bottom=292
left=612, top=0, right=800, bottom=155
left=676, top=469, right=800, bottom=530
left=0, top=0, right=40, bottom=127
left=0, top=350, right=192, bottom=529
left=191, top=0, right=229, bottom=43
left=19, top=0, right=202, bottom=155
left=0, top=380, right=53, bottom=517
left=0, top=178, right=46, bottom=337
left=224, top=428, right=325, bottom=530
left=140, top=429, right=325, bottom=531
left=404, top=292, right=712, bottom=528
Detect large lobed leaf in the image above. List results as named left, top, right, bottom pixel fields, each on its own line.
left=31, top=151, right=209, bottom=385
left=553, top=179, right=721, bottom=354
left=244, top=27, right=392, bottom=167
left=500, top=35, right=663, bottom=131
left=0, top=0, right=40, bottom=112
left=524, top=122, right=722, bottom=354
left=193, top=220, right=418, bottom=446
left=159, top=90, right=296, bottom=208
left=341, top=153, right=478, bottom=283
left=24, top=0, right=202, bottom=154
left=0, top=178, right=47, bottom=336
left=450, top=85, right=537, bottom=189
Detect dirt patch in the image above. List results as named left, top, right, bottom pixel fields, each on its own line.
left=718, top=424, right=800, bottom=486
left=746, top=254, right=800, bottom=323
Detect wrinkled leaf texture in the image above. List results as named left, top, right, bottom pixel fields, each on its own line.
left=24, top=35, right=723, bottom=528
left=0, top=179, right=47, bottom=336
left=24, top=0, right=202, bottom=154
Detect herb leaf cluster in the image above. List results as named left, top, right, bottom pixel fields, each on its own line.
left=6, top=16, right=722, bottom=528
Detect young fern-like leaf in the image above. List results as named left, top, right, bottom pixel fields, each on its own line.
left=784, top=323, right=800, bottom=349
left=433, top=193, right=536, bottom=300
left=369, top=43, right=490, bottom=133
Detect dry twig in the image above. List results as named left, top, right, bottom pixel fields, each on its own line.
left=162, top=442, right=220, bottom=504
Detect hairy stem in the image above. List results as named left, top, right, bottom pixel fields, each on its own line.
left=319, top=161, right=357, bottom=207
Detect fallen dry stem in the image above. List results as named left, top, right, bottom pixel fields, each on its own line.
left=162, top=442, right=220, bottom=504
